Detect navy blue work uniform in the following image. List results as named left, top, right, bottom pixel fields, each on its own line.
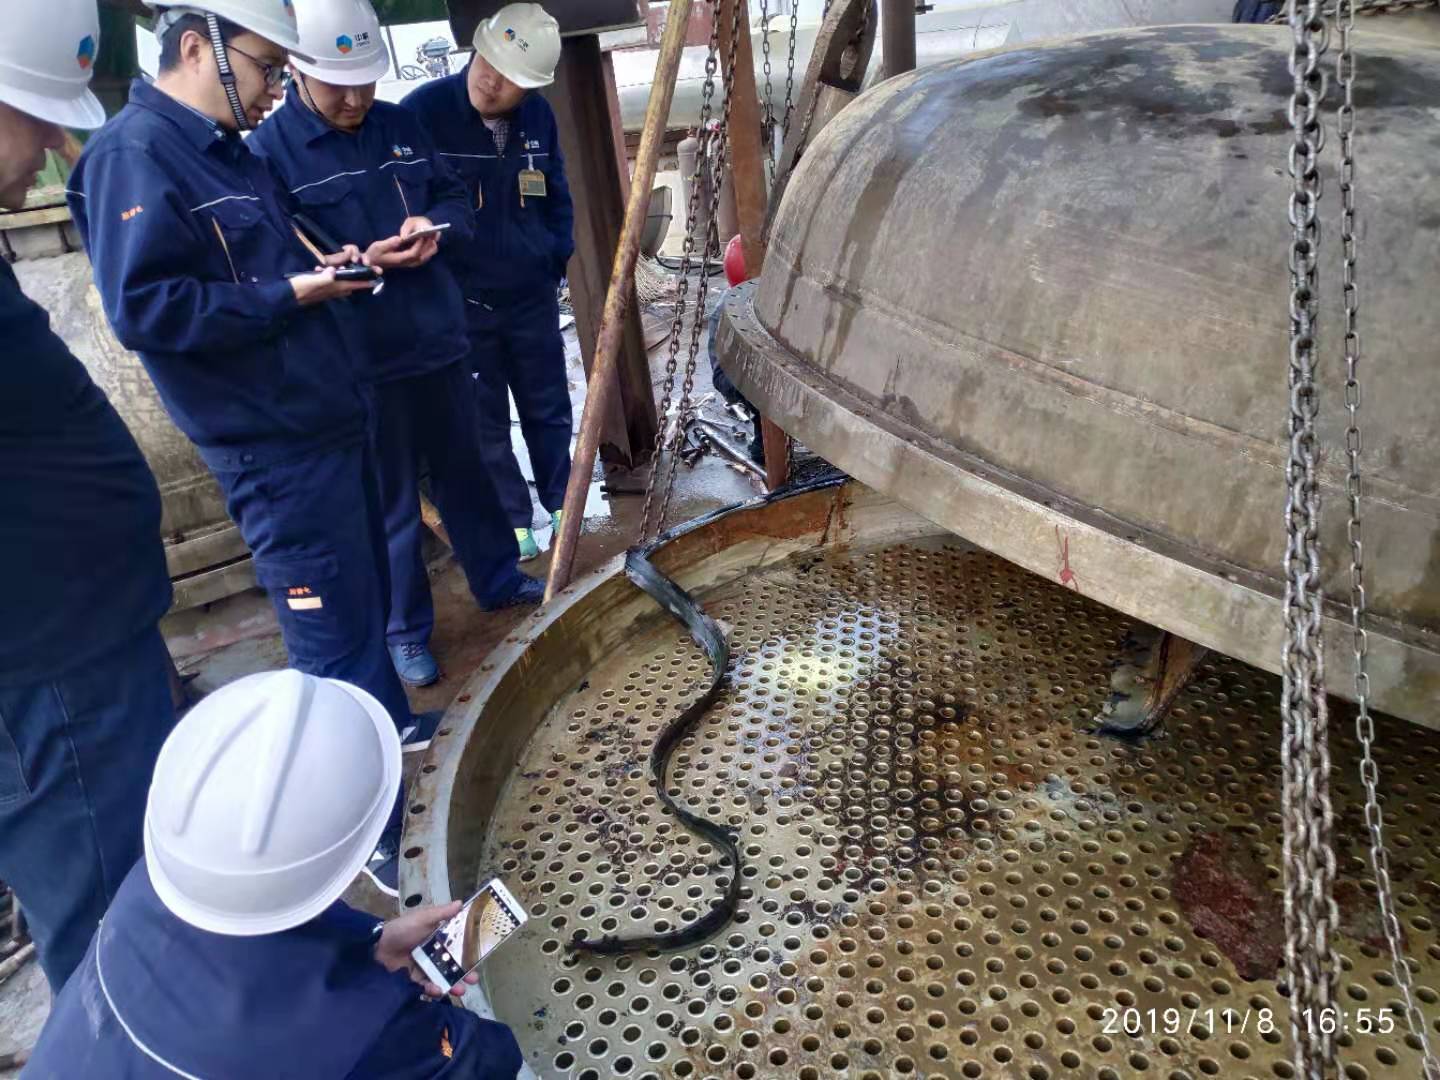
left=25, top=861, right=524, bottom=1079
left=249, top=85, right=527, bottom=646
left=67, top=79, right=412, bottom=731
left=0, top=258, right=175, bottom=992
left=402, top=68, right=575, bottom=529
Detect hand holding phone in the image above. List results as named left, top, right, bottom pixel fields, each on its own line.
left=399, top=221, right=451, bottom=242
left=410, top=878, right=527, bottom=991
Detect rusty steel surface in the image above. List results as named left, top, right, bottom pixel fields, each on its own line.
left=406, top=483, right=1440, bottom=1079
left=718, top=23, right=1440, bottom=728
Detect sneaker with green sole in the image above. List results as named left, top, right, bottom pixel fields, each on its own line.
left=515, top=527, right=540, bottom=561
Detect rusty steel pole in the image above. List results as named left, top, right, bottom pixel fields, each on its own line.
left=717, top=0, right=790, bottom=490
left=545, top=0, right=696, bottom=601
left=882, top=0, right=916, bottom=78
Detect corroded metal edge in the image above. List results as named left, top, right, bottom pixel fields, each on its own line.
left=400, top=481, right=945, bottom=1027
left=717, top=282, right=1440, bottom=730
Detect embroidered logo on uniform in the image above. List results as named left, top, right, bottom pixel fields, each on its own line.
left=286, top=585, right=323, bottom=610
left=335, top=34, right=353, bottom=53
left=120, top=205, right=143, bottom=221
left=391, top=144, right=414, bottom=157
left=76, top=35, right=96, bottom=70
left=440, top=1027, right=453, bottom=1059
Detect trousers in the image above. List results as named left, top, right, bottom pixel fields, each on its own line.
left=372, top=363, right=524, bottom=642
left=215, top=440, right=412, bottom=731
left=0, top=625, right=175, bottom=990
left=466, top=289, right=573, bottom=528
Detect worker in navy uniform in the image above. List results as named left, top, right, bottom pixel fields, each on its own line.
left=250, top=0, right=542, bottom=691
left=0, top=0, right=178, bottom=992
left=25, top=670, right=524, bottom=1079
left=402, top=3, right=576, bottom=563
left=65, top=0, right=434, bottom=891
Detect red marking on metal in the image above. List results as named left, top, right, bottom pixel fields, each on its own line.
left=1056, top=526, right=1080, bottom=591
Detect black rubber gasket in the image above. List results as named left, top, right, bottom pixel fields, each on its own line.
left=568, top=468, right=847, bottom=955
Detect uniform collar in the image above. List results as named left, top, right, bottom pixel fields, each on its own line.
left=284, top=80, right=351, bottom=146
left=127, top=78, right=237, bottom=154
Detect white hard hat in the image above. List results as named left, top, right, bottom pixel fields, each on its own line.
left=0, top=0, right=105, bottom=129
left=290, top=0, right=390, bottom=86
left=146, top=0, right=306, bottom=55
left=473, top=2, right=561, bottom=90
left=144, top=669, right=401, bottom=936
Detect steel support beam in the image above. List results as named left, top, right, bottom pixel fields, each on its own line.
left=545, top=35, right=658, bottom=469
left=717, top=0, right=791, bottom=490
left=882, top=0, right=917, bottom=78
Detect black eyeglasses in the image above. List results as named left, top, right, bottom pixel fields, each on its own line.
left=227, top=43, right=288, bottom=88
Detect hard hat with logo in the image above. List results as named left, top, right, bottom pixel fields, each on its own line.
left=144, top=669, right=401, bottom=936
left=290, top=0, right=390, bottom=86
left=0, top=0, right=106, bottom=129
left=473, top=2, right=561, bottom=90
left=145, top=0, right=308, bottom=56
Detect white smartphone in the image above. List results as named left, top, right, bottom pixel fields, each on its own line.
left=401, top=221, right=452, bottom=242
left=410, top=877, right=527, bottom=990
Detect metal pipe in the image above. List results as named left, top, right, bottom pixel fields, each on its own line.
left=545, top=0, right=697, bottom=600
left=0, top=943, right=35, bottom=984
left=882, top=0, right=917, bottom=78
left=692, top=419, right=767, bottom=480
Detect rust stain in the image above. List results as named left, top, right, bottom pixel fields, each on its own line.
left=1171, top=830, right=1285, bottom=981
left=1055, top=526, right=1080, bottom=591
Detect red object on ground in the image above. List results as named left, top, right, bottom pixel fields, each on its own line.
left=723, top=234, right=746, bottom=287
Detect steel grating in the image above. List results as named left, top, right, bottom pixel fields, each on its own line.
left=476, top=538, right=1440, bottom=1079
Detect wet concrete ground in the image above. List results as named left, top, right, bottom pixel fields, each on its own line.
left=0, top=295, right=763, bottom=1070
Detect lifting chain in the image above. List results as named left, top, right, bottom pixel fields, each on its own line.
left=1269, top=0, right=1439, bottom=17
left=1280, top=2, right=1341, bottom=1077
left=1333, top=0, right=1440, bottom=1072
left=782, top=0, right=800, bottom=140
left=760, top=0, right=776, bottom=183
left=639, top=1, right=740, bottom=540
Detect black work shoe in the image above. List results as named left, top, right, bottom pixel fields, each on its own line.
left=364, top=842, right=399, bottom=898
left=399, top=709, right=443, bottom=754
left=481, top=575, right=545, bottom=611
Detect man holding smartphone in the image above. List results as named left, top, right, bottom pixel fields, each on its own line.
left=251, top=0, right=541, bottom=694
left=68, top=0, right=426, bottom=891
left=27, top=670, right=523, bottom=1078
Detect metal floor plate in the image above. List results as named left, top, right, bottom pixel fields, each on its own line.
left=477, top=538, right=1440, bottom=1079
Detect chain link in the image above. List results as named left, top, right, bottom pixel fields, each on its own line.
left=760, top=0, right=776, bottom=184
left=640, top=0, right=742, bottom=540
left=782, top=1, right=800, bottom=140
left=639, top=4, right=727, bottom=539
left=1269, top=0, right=1438, bottom=17
left=1280, top=3, right=1340, bottom=1077
left=655, top=0, right=748, bottom=531
left=1333, top=1, right=1440, bottom=1072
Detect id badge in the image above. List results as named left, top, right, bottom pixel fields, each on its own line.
left=518, top=169, right=547, bottom=206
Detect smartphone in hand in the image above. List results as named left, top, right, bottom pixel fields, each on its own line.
left=411, top=878, right=527, bottom=989
left=400, top=221, right=452, bottom=243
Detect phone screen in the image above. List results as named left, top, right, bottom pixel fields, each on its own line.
left=417, top=879, right=526, bottom=985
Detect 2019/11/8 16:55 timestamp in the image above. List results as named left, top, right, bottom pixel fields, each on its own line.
left=1100, top=1006, right=1399, bottom=1038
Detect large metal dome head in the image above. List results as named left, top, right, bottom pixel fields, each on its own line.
left=718, top=23, right=1440, bottom=727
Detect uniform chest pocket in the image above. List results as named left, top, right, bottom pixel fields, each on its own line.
left=203, top=196, right=277, bottom=285
left=291, top=176, right=357, bottom=256
left=379, top=158, right=436, bottom=219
